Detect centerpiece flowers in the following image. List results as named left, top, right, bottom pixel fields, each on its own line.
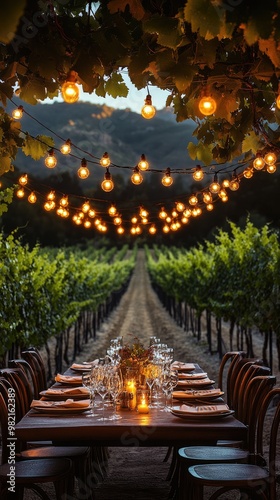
left=119, top=337, right=151, bottom=385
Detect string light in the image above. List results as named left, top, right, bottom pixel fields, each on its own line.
left=16, top=187, right=25, bottom=198
left=198, top=92, right=217, bottom=116
left=59, top=195, right=68, bottom=207
left=149, top=225, right=157, bottom=234
left=181, top=216, right=190, bottom=224
left=113, top=215, right=122, bottom=225
left=163, top=224, right=170, bottom=233
left=139, top=207, right=148, bottom=218
left=19, top=174, right=28, bottom=186
left=192, top=165, right=204, bottom=181
left=176, top=202, right=185, bottom=212
left=222, top=179, right=230, bottom=188
left=61, top=71, right=79, bottom=103
left=266, top=164, right=277, bottom=173
left=28, top=192, right=37, bottom=203
left=206, top=203, right=214, bottom=211
left=100, top=152, right=110, bottom=168
left=138, top=154, right=149, bottom=171
left=84, top=219, right=91, bottom=229
left=45, top=149, right=57, bottom=168
left=243, top=167, right=254, bottom=178
left=131, top=216, right=138, bottom=224
left=101, top=169, right=114, bottom=192
left=209, top=174, right=220, bottom=194
left=192, top=207, right=202, bottom=217
left=44, top=201, right=55, bottom=211
left=131, top=167, right=143, bottom=185
left=78, top=158, right=89, bottom=179
left=47, top=191, right=55, bottom=201
left=229, top=175, right=240, bottom=191
left=108, top=205, right=117, bottom=217
left=203, top=192, right=212, bottom=204
left=82, top=201, right=90, bottom=213
left=171, top=209, right=178, bottom=218
left=60, top=139, right=71, bottom=155
left=189, top=194, right=198, bottom=206
left=141, top=94, right=156, bottom=119
left=183, top=208, right=192, bottom=218
left=88, top=209, right=96, bottom=218
left=162, top=168, right=173, bottom=187
left=159, top=208, right=167, bottom=219
left=117, top=226, right=125, bottom=234
left=12, top=105, right=23, bottom=120
left=253, top=154, right=265, bottom=170
left=264, top=152, right=277, bottom=165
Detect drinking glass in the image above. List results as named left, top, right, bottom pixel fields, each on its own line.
left=108, top=373, right=122, bottom=420
left=96, top=367, right=110, bottom=421
left=82, top=370, right=95, bottom=416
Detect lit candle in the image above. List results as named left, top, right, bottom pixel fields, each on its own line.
left=126, top=380, right=137, bottom=410
left=137, top=394, right=149, bottom=414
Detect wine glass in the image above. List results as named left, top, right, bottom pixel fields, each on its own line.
left=96, top=367, right=110, bottom=421
left=169, top=369, right=178, bottom=410
left=82, top=370, right=95, bottom=415
left=108, top=373, right=122, bottom=420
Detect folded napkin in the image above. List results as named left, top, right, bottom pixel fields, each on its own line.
left=44, top=387, right=89, bottom=396
left=70, top=363, right=92, bottom=370
left=178, top=372, right=207, bottom=380
left=173, top=388, right=222, bottom=399
left=178, top=377, right=214, bottom=386
left=171, top=362, right=195, bottom=371
left=30, top=398, right=91, bottom=409
left=180, top=403, right=230, bottom=415
left=55, top=374, right=82, bottom=384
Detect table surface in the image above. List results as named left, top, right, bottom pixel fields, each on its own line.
left=15, top=363, right=248, bottom=447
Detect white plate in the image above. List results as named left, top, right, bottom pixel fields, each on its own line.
left=171, top=407, right=234, bottom=420
left=172, top=363, right=195, bottom=372
left=172, top=389, right=224, bottom=400
left=39, top=390, right=90, bottom=400
left=176, top=379, right=215, bottom=388
left=178, top=372, right=208, bottom=380
left=32, top=405, right=90, bottom=414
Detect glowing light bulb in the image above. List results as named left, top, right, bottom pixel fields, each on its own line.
left=117, top=226, right=125, bottom=235
left=131, top=216, right=138, bottom=224
left=60, top=139, right=71, bottom=155
left=171, top=210, right=178, bottom=218
left=16, top=187, right=25, bottom=198
left=176, top=202, right=185, bottom=212
left=183, top=208, right=192, bottom=218
left=139, top=207, right=148, bottom=218
left=88, top=209, right=96, bottom=218
left=19, top=174, right=28, bottom=186
left=181, top=216, right=189, bottom=224
left=100, top=152, right=110, bottom=168
left=267, top=164, right=277, bottom=173
left=189, top=194, right=198, bottom=206
left=264, top=152, right=277, bottom=165
left=60, top=196, right=68, bottom=207
left=113, top=216, right=122, bottom=226
left=82, top=201, right=90, bottom=213
left=101, top=169, right=114, bottom=192
left=220, top=195, right=228, bottom=202
left=149, top=225, right=157, bottom=234
left=44, top=201, right=55, bottom=211
left=78, top=158, right=89, bottom=179
left=192, top=207, right=202, bottom=217
left=209, top=175, right=220, bottom=194
left=222, top=179, right=230, bottom=188
left=162, top=168, right=173, bottom=187
left=108, top=205, right=117, bottom=217
left=166, top=216, right=172, bottom=224
left=193, top=165, right=204, bottom=181
left=142, top=217, right=148, bottom=224
left=131, top=167, right=143, bottom=185
left=203, top=192, right=212, bottom=204
left=45, top=149, right=57, bottom=168
left=243, top=167, right=254, bottom=179
left=163, top=224, right=170, bottom=233
left=198, top=95, right=217, bottom=116
left=12, top=106, right=23, bottom=119
left=229, top=177, right=239, bottom=191
left=61, top=71, right=79, bottom=103
left=138, top=154, right=149, bottom=171
left=28, top=192, right=37, bottom=203
left=47, top=191, right=55, bottom=201
left=74, top=217, right=82, bottom=225
left=253, top=155, right=265, bottom=170
left=135, top=225, right=141, bottom=234
left=206, top=203, right=214, bottom=211
left=141, top=94, right=156, bottom=119
left=159, top=208, right=167, bottom=219
left=84, top=219, right=91, bottom=229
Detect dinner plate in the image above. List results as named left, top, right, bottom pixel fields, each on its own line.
left=171, top=363, right=196, bottom=372
left=172, top=389, right=224, bottom=400
left=54, top=375, right=82, bottom=385
left=176, top=378, right=215, bottom=388
left=171, top=406, right=234, bottom=420
left=32, top=406, right=90, bottom=415
left=39, top=389, right=90, bottom=400
left=178, top=372, right=208, bottom=380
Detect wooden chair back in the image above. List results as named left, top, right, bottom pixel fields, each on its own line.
left=21, top=350, right=47, bottom=393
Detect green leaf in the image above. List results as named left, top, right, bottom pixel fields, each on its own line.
left=0, top=156, right=11, bottom=175
left=242, top=131, right=264, bottom=154
left=105, top=73, right=128, bottom=98
left=95, top=79, right=106, bottom=98
left=108, top=0, right=145, bottom=20
left=143, top=15, right=181, bottom=50
left=184, top=0, right=223, bottom=40
left=188, top=142, right=198, bottom=160
left=196, top=143, right=213, bottom=165
left=0, top=1, right=26, bottom=43
left=22, top=134, right=55, bottom=160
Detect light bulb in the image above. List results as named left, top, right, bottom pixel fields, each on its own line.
left=267, top=164, right=277, bottom=173
left=45, top=149, right=57, bottom=168
left=189, top=194, right=198, bottom=206
left=113, top=216, right=122, bottom=226
left=243, top=167, right=254, bottom=179
left=60, top=139, right=71, bottom=155
left=135, top=225, right=141, bottom=234
left=192, top=165, right=204, bottom=181
left=181, top=216, right=189, bottom=224
left=78, top=212, right=85, bottom=219
left=176, top=202, right=185, bottom=212
left=142, top=217, right=148, bottom=224
left=74, top=217, right=82, bottom=225
left=28, top=192, right=37, bottom=203
left=44, top=201, right=55, bottom=211
left=192, top=207, right=202, bottom=217
left=206, top=203, right=214, bottom=211
left=19, top=174, right=28, bottom=186
left=198, top=95, right=217, bottom=116
left=183, top=208, right=192, bottom=218
left=264, top=152, right=277, bottom=165
left=203, top=192, right=212, bottom=204
left=222, top=179, right=230, bottom=188
left=47, top=191, right=55, bottom=201
left=166, top=216, right=172, bottom=223
left=88, top=209, right=96, bottom=218
left=159, top=208, right=167, bottom=219
left=78, top=158, right=89, bottom=179
left=171, top=209, right=178, bottom=218
left=84, top=219, right=91, bottom=229
left=100, top=152, right=110, bottom=168
left=139, top=207, right=148, bottom=218
left=61, top=71, right=79, bottom=103
left=218, top=189, right=227, bottom=199
left=163, top=224, right=170, bottom=233
left=131, top=167, right=143, bottom=185
left=16, top=188, right=25, bottom=198
left=131, top=216, right=138, bottom=224
left=131, top=227, right=136, bottom=235
left=220, top=195, right=228, bottom=202
left=117, top=226, right=125, bottom=234
left=60, top=196, right=68, bottom=207
left=162, top=168, right=173, bottom=187
left=12, top=106, right=23, bottom=119
left=253, top=156, right=265, bottom=170
left=209, top=176, right=220, bottom=194
left=149, top=225, right=157, bottom=234
left=108, top=205, right=117, bottom=216
left=171, top=222, right=178, bottom=231
left=101, top=169, right=114, bottom=192
left=138, top=154, right=149, bottom=171
left=82, top=201, right=90, bottom=213
left=141, top=94, right=156, bottom=119
left=229, top=177, right=239, bottom=191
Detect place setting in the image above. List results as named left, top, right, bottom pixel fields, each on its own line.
left=29, top=398, right=91, bottom=415
left=172, top=387, right=224, bottom=402
left=171, top=403, right=234, bottom=420
left=39, top=386, right=90, bottom=400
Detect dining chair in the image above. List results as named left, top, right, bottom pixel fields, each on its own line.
left=21, top=349, right=47, bottom=394
left=218, top=351, right=246, bottom=407
left=187, top=387, right=280, bottom=500
left=177, top=374, right=276, bottom=499
left=0, top=383, right=73, bottom=500
left=8, top=358, right=41, bottom=399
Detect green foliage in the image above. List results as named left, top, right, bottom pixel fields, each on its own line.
left=0, top=186, right=14, bottom=216
left=21, top=134, right=55, bottom=160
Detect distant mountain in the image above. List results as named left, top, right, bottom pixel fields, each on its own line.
left=9, top=100, right=197, bottom=188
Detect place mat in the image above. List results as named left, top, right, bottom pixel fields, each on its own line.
left=40, top=387, right=90, bottom=400
left=172, top=388, right=224, bottom=400
left=178, top=372, right=208, bottom=380
left=30, top=398, right=91, bottom=414
left=171, top=404, right=234, bottom=420
left=171, top=362, right=195, bottom=371
left=176, top=377, right=215, bottom=388
left=54, top=373, right=83, bottom=385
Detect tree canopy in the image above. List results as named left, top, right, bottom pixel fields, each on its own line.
left=0, top=1, right=280, bottom=176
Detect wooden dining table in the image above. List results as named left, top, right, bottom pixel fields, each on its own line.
left=15, top=364, right=248, bottom=448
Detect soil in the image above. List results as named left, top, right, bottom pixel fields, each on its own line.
left=24, top=249, right=280, bottom=499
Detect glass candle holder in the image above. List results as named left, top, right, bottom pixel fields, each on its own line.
left=137, top=389, right=150, bottom=414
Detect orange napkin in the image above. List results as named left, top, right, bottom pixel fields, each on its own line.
left=171, top=362, right=195, bottom=371
left=178, top=372, right=207, bottom=379
left=55, top=373, right=82, bottom=384
left=44, top=387, right=89, bottom=396
left=177, top=377, right=214, bottom=386
left=30, top=398, right=91, bottom=409
left=180, top=403, right=230, bottom=415
left=70, top=363, right=92, bottom=370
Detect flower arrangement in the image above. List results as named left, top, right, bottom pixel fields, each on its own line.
left=119, top=337, right=151, bottom=368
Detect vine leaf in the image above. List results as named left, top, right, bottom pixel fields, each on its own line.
left=184, top=0, right=223, bottom=40
left=143, top=15, right=181, bottom=50
left=0, top=157, right=12, bottom=176
left=242, top=131, right=264, bottom=154
left=22, top=134, right=55, bottom=160
left=105, top=73, right=128, bottom=98
left=108, top=0, right=145, bottom=20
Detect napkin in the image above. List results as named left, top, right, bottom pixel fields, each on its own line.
left=182, top=388, right=222, bottom=397
left=171, top=362, right=195, bottom=371
left=180, top=403, right=230, bottom=415
left=70, top=363, right=92, bottom=370
left=178, top=377, right=214, bottom=385
left=30, top=398, right=91, bottom=409
left=178, top=372, right=208, bottom=379
left=44, top=387, right=89, bottom=396
left=55, top=374, right=82, bottom=384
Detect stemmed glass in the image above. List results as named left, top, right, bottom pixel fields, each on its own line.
left=169, top=369, right=178, bottom=410
left=82, top=370, right=95, bottom=416
left=161, top=369, right=178, bottom=412
left=144, top=363, right=162, bottom=408
left=96, top=367, right=111, bottom=421
left=108, top=373, right=122, bottom=420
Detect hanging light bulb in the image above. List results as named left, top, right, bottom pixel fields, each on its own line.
left=60, top=139, right=71, bottom=155
left=166, top=216, right=172, bottom=224
left=59, top=195, right=68, bottom=207
left=45, top=149, right=57, bottom=168
left=12, top=105, right=23, bottom=120
left=209, top=174, right=220, bottom=194
left=88, top=209, right=96, bottom=218
left=198, top=91, right=217, bottom=116
left=82, top=201, right=90, bottom=213
left=243, top=167, right=254, bottom=179
left=139, top=207, right=148, bottom=218
left=181, top=216, right=189, bottom=224
left=44, top=200, right=55, bottom=211
left=108, top=205, right=117, bottom=217
left=163, top=224, right=170, bottom=233
left=183, top=207, right=192, bottom=218
left=135, top=225, right=141, bottom=234
left=61, top=71, right=79, bottom=103
left=171, top=221, right=178, bottom=231
left=203, top=191, right=212, bottom=204
left=130, top=227, right=136, bottom=235
left=192, top=207, right=202, bottom=217
left=131, top=167, right=143, bottom=185
left=28, top=191, right=37, bottom=204
left=253, top=155, right=265, bottom=170
left=101, top=169, right=114, bottom=192
left=78, top=158, right=89, bottom=179
left=19, top=173, right=28, bottom=186
left=16, top=187, right=25, bottom=198
left=176, top=202, right=185, bottom=212
left=162, top=168, right=173, bottom=187
left=142, top=217, right=148, bottom=225
left=74, top=217, right=83, bottom=225
left=264, top=151, right=277, bottom=165
left=138, top=154, right=149, bottom=171
left=141, top=94, right=156, bottom=119
left=266, top=164, right=277, bottom=174
left=131, top=216, right=138, bottom=224
left=84, top=219, right=91, bottom=229
left=113, top=215, right=122, bottom=226
left=189, top=194, right=198, bottom=206
left=222, top=179, right=230, bottom=188
left=171, top=209, right=178, bottom=218
left=100, top=152, right=110, bottom=168
left=192, top=165, right=204, bottom=181
left=229, top=175, right=240, bottom=191
left=206, top=203, right=214, bottom=211
left=149, top=225, right=157, bottom=234
left=117, top=226, right=125, bottom=235
left=78, top=212, right=85, bottom=219
left=47, top=191, right=55, bottom=201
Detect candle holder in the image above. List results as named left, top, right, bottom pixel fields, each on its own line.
left=137, top=389, right=150, bottom=414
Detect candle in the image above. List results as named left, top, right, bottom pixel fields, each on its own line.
left=137, top=394, right=149, bottom=414
left=126, top=380, right=137, bottom=410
